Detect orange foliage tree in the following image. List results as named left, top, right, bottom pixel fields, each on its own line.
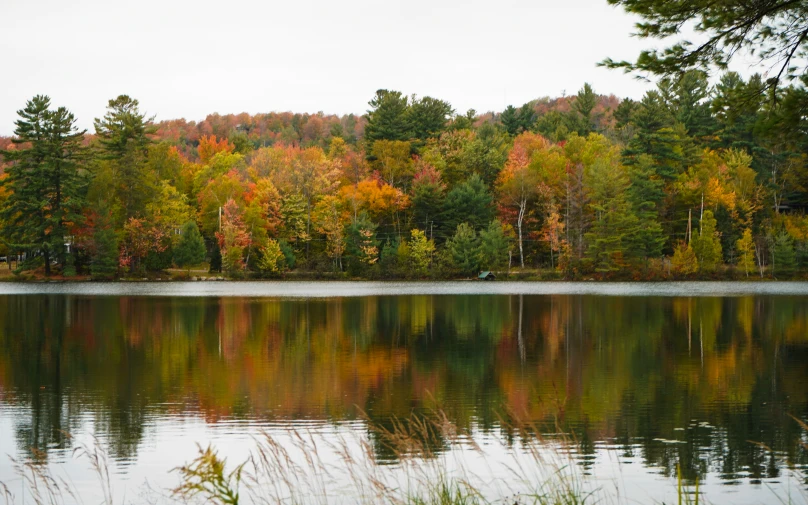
left=216, top=199, right=251, bottom=274
left=197, top=135, right=235, bottom=164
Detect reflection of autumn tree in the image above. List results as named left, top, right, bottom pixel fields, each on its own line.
left=0, top=294, right=805, bottom=477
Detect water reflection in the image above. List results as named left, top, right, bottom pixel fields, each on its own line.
left=0, top=293, right=806, bottom=486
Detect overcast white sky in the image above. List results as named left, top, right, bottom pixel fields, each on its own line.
left=2, top=0, right=660, bottom=135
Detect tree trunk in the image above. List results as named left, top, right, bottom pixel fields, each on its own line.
left=306, top=196, right=312, bottom=261
left=517, top=200, right=526, bottom=268
left=44, top=249, right=51, bottom=277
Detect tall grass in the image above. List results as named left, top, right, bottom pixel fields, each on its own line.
left=184, top=407, right=601, bottom=505
left=1, top=411, right=806, bottom=505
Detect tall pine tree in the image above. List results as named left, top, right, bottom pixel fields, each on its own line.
left=94, top=95, right=157, bottom=221
left=627, top=155, right=666, bottom=266
left=0, top=95, right=87, bottom=275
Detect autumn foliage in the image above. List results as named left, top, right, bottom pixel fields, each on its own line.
left=1, top=77, right=807, bottom=279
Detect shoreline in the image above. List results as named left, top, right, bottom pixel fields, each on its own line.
left=1, top=279, right=808, bottom=297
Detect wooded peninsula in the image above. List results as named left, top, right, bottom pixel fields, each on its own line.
left=1, top=75, right=807, bottom=280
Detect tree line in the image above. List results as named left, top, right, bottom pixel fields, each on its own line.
left=0, top=74, right=807, bottom=280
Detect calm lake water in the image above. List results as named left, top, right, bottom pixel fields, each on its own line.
left=0, top=282, right=806, bottom=504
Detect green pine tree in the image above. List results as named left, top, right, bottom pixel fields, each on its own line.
left=446, top=223, right=481, bottom=276
left=0, top=95, right=88, bottom=276
left=585, top=160, right=638, bottom=273
left=209, top=243, right=222, bottom=273
left=441, top=174, right=494, bottom=240
left=771, top=230, right=797, bottom=277
left=622, top=90, right=683, bottom=181
left=278, top=239, right=296, bottom=270
left=379, top=238, right=400, bottom=279
left=364, top=90, right=411, bottom=155
left=665, top=70, right=716, bottom=139
left=626, top=155, right=666, bottom=267
left=573, top=83, right=598, bottom=134
left=90, top=225, right=119, bottom=280
left=478, top=220, right=510, bottom=271
left=174, top=221, right=206, bottom=273
left=500, top=104, right=534, bottom=136
left=459, top=123, right=509, bottom=187
left=94, top=95, right=157, bottom=221
left=94, top=95, right=154, bottom=158
left=407, top=96, right=454, bottom=145
left=411, top=167, right=446, bottom=232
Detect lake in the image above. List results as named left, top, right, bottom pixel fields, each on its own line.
left=0, top=282, right=806, bottom=504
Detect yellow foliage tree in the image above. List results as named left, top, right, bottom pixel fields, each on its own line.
left=672, top=241, right=698, bottom=276
left=736, top=228, right=755, bottom=277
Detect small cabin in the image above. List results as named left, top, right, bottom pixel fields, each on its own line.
left=478, top=271, right=496, bottom=281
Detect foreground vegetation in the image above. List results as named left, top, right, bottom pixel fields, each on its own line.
left=6, top=409, right=805, bottom=505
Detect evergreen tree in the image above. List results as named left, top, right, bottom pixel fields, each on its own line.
left=517, top=104, right=536, bottom=132
left=209, top=243, right=222, bottom=273
left=626, top=155, right=666, bottom=266
left=364, top=90, right=411, bottom=154
left=94, top=95, right=154, bottom=157
left=90, top=224, right=119, bottom=279
left=500, top=104, right=535, bottom=136
left=278, top=239, right=297, bottom=270
left=446, top=223, right=480, bottom=276
left=0, top=95, right=88, bottom=276
left=379, top=238, right=400, bottom=278
left=441, top=173, right=494, bottom=239
left=407, top=96, right=454, bottom=145
left=535, top=110, right=573, bottom=143
left=585, top=159, right=638, bottom=273
left=460, top=123, right=510, bottom=187
left=411, top=166, right=446, bottom=234
left=500, top=105, right=521, bottom=136
left=573, top=83, right=598, bottom=134
left=665, top=70, right=716, bottom=139
left=623, top=90, right=684, bottom=181
left=479, top=220, right=510, bottom=271
left=614, top=98, right=637, bottom=128
left=797, top=240, right=808, bottom=271
left=144, top=247, right=173, bottom=272
left=711, top=73, right=765, bottom=153
left=174, top=221, right=206, bottom=272
left=602, top=0, right=808, bottom=94
left=771, top=230, right=797, bottom=277
left=448, top=109, right=476, bottom=131
left=94, top=95, right=157, bottom=220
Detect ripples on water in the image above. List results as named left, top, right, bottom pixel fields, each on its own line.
left=0, top=282, right=806, bottom=504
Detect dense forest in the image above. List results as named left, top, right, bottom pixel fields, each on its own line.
left=1, top=73, right=807, bottom=280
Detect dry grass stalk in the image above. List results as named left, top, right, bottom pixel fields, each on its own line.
left=5, top=407, right=803, bottom=504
